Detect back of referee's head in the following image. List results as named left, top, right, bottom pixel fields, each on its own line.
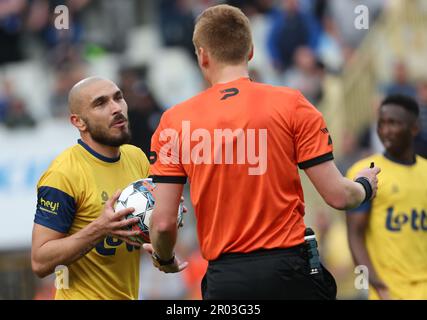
left=192, top=4, right=253, bottom=65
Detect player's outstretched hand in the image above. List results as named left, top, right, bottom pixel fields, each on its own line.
left=355, top=165, right=381, bottom=200
left=95, top=189, right=142, bottom=246
left=142, top=243, right=188, bottom=273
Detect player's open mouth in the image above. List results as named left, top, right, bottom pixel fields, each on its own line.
left=111, top=120, right=127, bottom=128
left=382, top=138, right=394, bottom=147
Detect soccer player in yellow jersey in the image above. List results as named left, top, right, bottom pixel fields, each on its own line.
left=346, top=94, right=427, bottom=300
left=31, top=77, right=150, bottom=299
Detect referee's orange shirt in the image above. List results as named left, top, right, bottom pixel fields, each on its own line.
left=150, top=77, right=333, bottom=261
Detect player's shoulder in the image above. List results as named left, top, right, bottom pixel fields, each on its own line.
left=346, top=153, right=383, bottom=176
left=164, top=88, right=209, bottom=115
left=166, top=82, right=300, bottom=112
left=353, top=153, right=384, bottom=166
left=160, top=82, right=304, bottom=126
left=48, top=144, right=82, bottom=173
left=415, top=155, right=427, bottom=169
left=415, top=154, right=427, bottom=165
left=120, top=144, right=145, bottom=157
left=38, top=144, right=82, bottom=187
left=251, top=83, right=317, bottom=114
left=251, top=81, right=300, bottom=95
left=120, top=144, right=149, bottom=164
left=248, top=81, right=302, bottom=102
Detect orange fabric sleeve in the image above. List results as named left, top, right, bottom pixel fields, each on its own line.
left=149, top=110, right=187, bottom=183
left=292, top=92, right=334, bottom=169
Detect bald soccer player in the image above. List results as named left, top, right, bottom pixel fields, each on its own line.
left=31, top=77, right=151, bottom=299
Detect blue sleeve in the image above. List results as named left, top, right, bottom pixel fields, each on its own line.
left=35, top=186, right=76, bottom=233
left=347, top=201, right=371, bottom=214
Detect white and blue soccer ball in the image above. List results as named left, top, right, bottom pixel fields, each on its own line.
left=115, top=178, right=184, bottom=244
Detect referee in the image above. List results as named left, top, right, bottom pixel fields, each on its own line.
left=143, top=5, right=380, bottom=299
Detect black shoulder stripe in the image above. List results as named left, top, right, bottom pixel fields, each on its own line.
left=149, top=175, right=187, bottom=184
left=298, top=152, right=334, bottom=169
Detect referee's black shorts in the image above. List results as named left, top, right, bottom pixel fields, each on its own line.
left=201, top=244, right=337, bottom=300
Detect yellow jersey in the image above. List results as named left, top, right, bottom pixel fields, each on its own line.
left=35, top=139, right=150, bottom=299
left=347, top=153, right=427, bottom=299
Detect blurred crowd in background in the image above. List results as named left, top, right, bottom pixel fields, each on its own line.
left=1, top=0, right=427, bottom=300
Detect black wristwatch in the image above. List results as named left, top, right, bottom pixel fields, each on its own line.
left=152, top=252, right=175, bottom=266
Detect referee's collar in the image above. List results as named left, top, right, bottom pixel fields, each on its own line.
left=78, top=139, right=121, bottom=163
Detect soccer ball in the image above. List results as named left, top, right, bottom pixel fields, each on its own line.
left=114, top=178, right=184, bottom=244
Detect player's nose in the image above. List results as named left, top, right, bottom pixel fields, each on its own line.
left=381, top=123, right=394, bottom=136
left=110, top=99, right=124, bottom=115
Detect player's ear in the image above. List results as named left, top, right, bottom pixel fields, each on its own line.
left=199, top=47, right=209, bottom=68
left=70, top=114, right=87, bottom=131
left=411, top=118, right=421, bottom=137
left=248, top=45, right=254, bottom=62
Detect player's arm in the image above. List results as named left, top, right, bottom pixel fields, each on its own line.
left=304, top=160, right=380, bottom=210
left=31, top=190, right=140, bottom=278
left=346, top=208, right=390, bottom=300
left=305, top=160, right=380, bottom=210
left=143, top=110, right=188, bottom=273
left=143, top=183, right=188, bottom=273
left=291, top=93, right=380, bottom=210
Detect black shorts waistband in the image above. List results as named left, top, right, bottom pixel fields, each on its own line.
left=210, top=243, right=306, bottom=264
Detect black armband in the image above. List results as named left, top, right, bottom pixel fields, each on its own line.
left=355, top=177, right=373, bottom=204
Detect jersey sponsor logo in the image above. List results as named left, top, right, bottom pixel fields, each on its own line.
left=385, top=206, right=427, bottom=231
left=320, top=127, right=333, bottom=145
left=95, top=236, right=136, bottom=256
left=39, top=197, right=60, bottom=215
left=391, top=185, right=399, bottom=194
left=220, top=88, right=239, bottom=100
left=101, top=191, right=109, bottom=205
left=157, top=120, right=268, bottom=175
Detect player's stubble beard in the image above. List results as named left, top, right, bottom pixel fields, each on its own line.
left=83, top=114, right=132, bottom=147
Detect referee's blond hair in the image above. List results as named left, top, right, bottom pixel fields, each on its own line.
left=193, top=4, right=253, bottom=65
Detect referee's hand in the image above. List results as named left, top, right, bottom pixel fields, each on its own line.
left=142, top=243, right=188, bottom=273
left=355, top=165, right=381, bottom=200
